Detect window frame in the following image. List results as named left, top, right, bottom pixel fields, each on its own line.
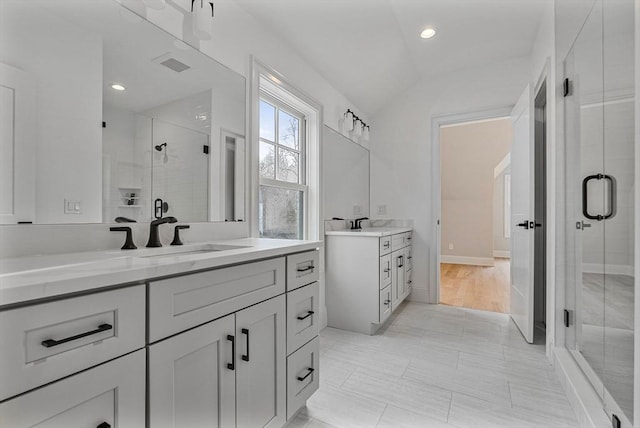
left=258, top=91, right=309, bottom=239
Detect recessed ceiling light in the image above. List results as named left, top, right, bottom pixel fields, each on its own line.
left=420, top=27, right=437, bottom=39
left=111, top=84, right=126, bottom=91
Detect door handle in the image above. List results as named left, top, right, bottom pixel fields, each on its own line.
left=241, top=328, right=250, bottom=362
left=582, top=174, right=616, bottom=220
left=226, top=335, right=235, bottom=370
left=516, top=222, right=529, bottom=229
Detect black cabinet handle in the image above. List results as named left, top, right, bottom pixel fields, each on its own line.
left=97, top=423, right=111, bottom=428
left=297, top=310, right=315, bottom=320
left=227, top=335, right=235, bottom=370
left=384, top=268, right=390, bottom=273
left=297, top=265, right=315, bottom=272
left=41, top=323, right=112, bottom=348
left=297, top=367, right=315, bottom=381
left=383, top=242, right=390, bottom=248
left=241, top=328, right=250, bottom=362
left=384, top=299, right=391, bottom=306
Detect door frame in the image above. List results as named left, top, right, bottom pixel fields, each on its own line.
left=430, top=106, right=514, bottom=305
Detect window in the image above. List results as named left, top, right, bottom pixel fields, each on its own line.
left=258, top=95, right=306, bottom=239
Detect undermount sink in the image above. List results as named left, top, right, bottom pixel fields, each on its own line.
left=136, top=243, right=248, bottom=259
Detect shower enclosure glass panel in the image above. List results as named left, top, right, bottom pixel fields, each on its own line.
left=564, top=0, right=635, bottom=423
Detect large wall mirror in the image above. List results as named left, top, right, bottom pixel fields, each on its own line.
left=0, top=0, right=246, bottom=225
left=322, top=126, right=370, bottom=220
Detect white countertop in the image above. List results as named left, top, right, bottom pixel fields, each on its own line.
left=324, top=227, right=412, bottom=237
left=0, top=238, right=321, bottom=308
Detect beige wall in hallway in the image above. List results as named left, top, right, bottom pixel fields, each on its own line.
left=441, top=118, right=512, bottom=262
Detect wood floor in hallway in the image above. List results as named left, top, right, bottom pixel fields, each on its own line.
left=440, top=259, right=510, bottom=313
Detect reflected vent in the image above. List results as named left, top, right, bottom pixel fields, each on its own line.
left=160, top=57, right=190, bottom=73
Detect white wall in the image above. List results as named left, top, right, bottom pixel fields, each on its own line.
left=369, top=55, right=533, bottom=302
left=1, top=2, right=103, bottom=224
left=440, top=119, right=512, bottom=263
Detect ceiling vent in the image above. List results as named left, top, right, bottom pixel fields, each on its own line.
left=152, top=53, right=191, bottom=73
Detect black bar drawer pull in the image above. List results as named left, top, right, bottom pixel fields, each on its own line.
left=297, top=310, right=315, bottom=320
left=41, top=323, right=113, bottom=348
left=297, top=367, right=315, bottom=381
left=297, top=265, right=314, bottom=272
left=241, top=328, right=250, bottom=362
left=383, top=242, right=390, bottom=248
left=227, top=335, right=235, bottom=370
left=97, top=422, right=111, bottom=428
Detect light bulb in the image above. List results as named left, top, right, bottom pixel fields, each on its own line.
left=353, top=119, right=362, bottom=138
left=345, top=111, right=354, bottom=132
left=362, top=126, right=370, bottom=142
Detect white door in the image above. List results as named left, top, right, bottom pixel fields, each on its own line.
left=0, top=63, right=36, bottom=224
left=236, top=295, right=286, bottom=428
left=510, top=85, right=535, bottom=343
left=148, top=314, right=236, bottom=428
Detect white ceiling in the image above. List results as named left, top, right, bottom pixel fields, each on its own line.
left=234, top=0, right=548, bottom=115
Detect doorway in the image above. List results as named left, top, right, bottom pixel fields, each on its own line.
left=438, top=117, right=513, bottom=314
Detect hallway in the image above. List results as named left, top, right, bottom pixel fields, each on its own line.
left=290, top=302, right=577, bottom=428
left=440, top=260, right=510, bottom=313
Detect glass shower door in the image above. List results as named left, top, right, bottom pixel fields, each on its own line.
left=602, top=0, right=635, bottom=421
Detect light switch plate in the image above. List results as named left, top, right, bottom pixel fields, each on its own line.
left=353, top=204, right=362, bottom=216
left=64, top=199, right=82, bottom=214
left=377, top=204, right=387, bottom=215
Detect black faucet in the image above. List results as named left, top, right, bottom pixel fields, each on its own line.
left=351, top=217, right=369, bottom=230
left=146, top=216, right=177, bottom=247
left=171, top=225, right=190, bottom=246
left=110, top=226, right=137, bottom=250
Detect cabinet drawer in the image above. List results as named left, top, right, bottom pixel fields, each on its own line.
left=406, top=247, right=413, bottom=271
left=286, top=250, right=319, bottom=291
left=379, top=254, right=392, bottom=289
left=0, top=349, right=145, bottom=428
left=379, top=236, right=392, bottom=255
left=405, top=231, right=413, bottom=245
left=379, top=285, right=392, bottom=324
left=0, top=285, right=145, bottom=401
left=149, top=257, right=285, bottom=342
left=287, top=282, right=320, bottom=354
left=286, top=336, right=319, bottom=419
left=391, top=233, right=406, bottom=251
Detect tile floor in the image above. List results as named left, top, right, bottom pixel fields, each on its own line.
left=289, top=302, right=578, bottom=428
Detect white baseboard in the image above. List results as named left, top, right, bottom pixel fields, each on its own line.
left=493, top=250, right=511, bottom=258
left=553, top=348, right=611, bottom=428
left=440, top=255, right=495, bottom=266
left=581, top=263, right=634, bottom=276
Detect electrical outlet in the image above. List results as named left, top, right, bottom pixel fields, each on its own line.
left=377, top=204, right=387, bottom=215
left=353, top=204, right=362, bottom=216
left=64, top=199, right=82, bottom=214
left=448, top=243, right=454, bottom=250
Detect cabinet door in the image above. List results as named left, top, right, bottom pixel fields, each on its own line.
left=391, top=250, right=404, bottom=311
left=379, top=253, right=392, bottom=289
left=0, top=350, right=144, bottom=427
left=403, top=246, right=413, bottom=300
left=236, top=295, right=286, bottom=428
left=379, top=285, right=392, bottom=323
left=149, top=314, right=236, bottom=428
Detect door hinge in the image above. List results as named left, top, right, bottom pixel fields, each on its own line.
left=563, top=78, right=571, bottom=97
left=563, top=309, right=572, bottom=327
left=203, top=145, right=209, bottom=154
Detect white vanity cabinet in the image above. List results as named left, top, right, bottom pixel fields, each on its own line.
left=326, top=229, right=412, bottom=334
left=0, top=246, right=320, bottom=428
left=149, top=295, right=287, bottom=428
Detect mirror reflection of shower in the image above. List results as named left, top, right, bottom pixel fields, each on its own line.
left=154, top=142, right=168, bottom=164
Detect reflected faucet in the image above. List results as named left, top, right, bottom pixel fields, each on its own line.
left=146, top=216, right=177, bottom=247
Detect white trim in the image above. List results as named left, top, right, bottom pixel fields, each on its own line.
left=440, top=255, right=495, bottom=267
left=581, top=263, right=634, bottom=277
left=408, top=287, right=429, bottom=303
left=493, top=153, right=511, bottom=178
left=554, top=348, right=612, bottom=428
left=431, top=107, right=513, bottom=304
left=493, top=250, right=511, bottom=258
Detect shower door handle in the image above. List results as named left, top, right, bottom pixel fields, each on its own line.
left=582, top=174, right=617, bottom=221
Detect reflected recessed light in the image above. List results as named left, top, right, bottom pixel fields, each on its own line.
left=420, top=27, right=437, bottom=39
left=111, top=84, right=126, bottom=91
